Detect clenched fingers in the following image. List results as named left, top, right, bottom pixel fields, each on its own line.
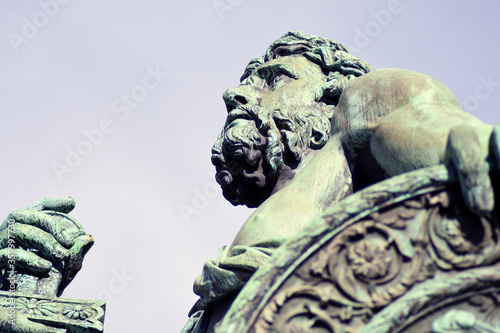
left=0, top=248, right=51, bottom=275
left=24, top=197, right=75, bottom=214
left=3, top=210, right=84, bottom=248
left=0, top=224, right=68, bottom=263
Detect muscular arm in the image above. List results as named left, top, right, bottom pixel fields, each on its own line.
left=371, top=102, right=491, bottom=176
left=337, top=68, right=494, bottom=215
left=336, top=68, right=492, bottom=178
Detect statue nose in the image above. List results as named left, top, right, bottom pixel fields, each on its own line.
left=222, top=86, right=258, bottom=112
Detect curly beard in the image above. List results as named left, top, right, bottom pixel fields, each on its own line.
left=211, top=104, right=331, bottom=208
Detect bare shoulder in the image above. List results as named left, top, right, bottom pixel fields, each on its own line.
left=334, top=68, right=462, bottom=134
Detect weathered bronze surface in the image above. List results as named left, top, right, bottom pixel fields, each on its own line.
left=185, top=31, right=500, bottom=332
left=0, top=198, right=103, bottom=332
left=218, top=165, right=500, bottom=332
left=0, top=30, right=498, bottom=332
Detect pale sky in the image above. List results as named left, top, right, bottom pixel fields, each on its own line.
left=1, top=1, right=500, bottom=332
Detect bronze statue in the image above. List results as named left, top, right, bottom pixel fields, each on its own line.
left=0, top=31, right=498, bottom=332
left=184, top=31, right=497, bottom=332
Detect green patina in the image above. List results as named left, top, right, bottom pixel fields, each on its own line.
left=188, top=30, right=498, bottom=332
left=0, top=30, right=498, bottom=333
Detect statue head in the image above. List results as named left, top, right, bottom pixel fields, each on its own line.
left=212, top=31, right=373, bottom=207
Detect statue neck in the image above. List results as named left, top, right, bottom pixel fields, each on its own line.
left=230, top=134, right=353, bottom=248
left=290, top=134, right=353, bottom=212
left=270, top=148, right=320, bottom=197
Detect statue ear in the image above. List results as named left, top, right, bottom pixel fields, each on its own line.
left=317, top=102, right=335, bottom=120
left=315, top=73, right=348, bottom=106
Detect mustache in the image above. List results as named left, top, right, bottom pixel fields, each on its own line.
left=211, top=105, right=284, bottom=187
left=225, top=105, right=272, bottom=133
left=212, top=105, right=272, bottom=165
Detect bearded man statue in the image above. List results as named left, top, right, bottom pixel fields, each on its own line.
left=183, top=30, right=497, bottom=332
left=0, top=29, right=494, bottom=333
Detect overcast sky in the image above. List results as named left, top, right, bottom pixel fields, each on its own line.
left=1, top=1, right=500, bottom=332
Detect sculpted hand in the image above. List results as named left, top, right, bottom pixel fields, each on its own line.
left=0, top=197, right=93, bottom=297
left=446, top=124, right=496, bottom=216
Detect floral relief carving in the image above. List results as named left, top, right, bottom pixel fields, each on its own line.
left=245, top=184, right=500, bottom=333
left=63, top=304, right=94, bottom=320
left=346, top=238, right=392, bottom=281
left=254, top=191, right=441, bottom=332
left=16, top=298, right=59, bottom=317
left=0, top=291, right=106, bottom=333
left=323, top=221, right=425, bottom=308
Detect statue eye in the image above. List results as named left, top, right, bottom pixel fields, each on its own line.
left=269, top=71, right=291, bottom=90
left=274, top=73, right=286, bottom=83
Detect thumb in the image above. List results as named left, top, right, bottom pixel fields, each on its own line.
left=25, top=197, right=76, bottom=214
left=58, top=235, right=94, bottom=296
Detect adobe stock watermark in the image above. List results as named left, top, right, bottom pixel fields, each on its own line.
left=462, top=74, right=500, bottom=113
left=51, top=65, right=169, bottom=182
left=5, top=219, right=17, bottom=326
left=95, top=268, right=134, bottom=305
left=213, top=0, right=244, bottom=21
left=8, top=0, right=72, bottom=54
left=343, top=0, right=409, bottom=55
left=178, top=160, right=243, bottom=224
left=178, top=174, right=220, bottom=224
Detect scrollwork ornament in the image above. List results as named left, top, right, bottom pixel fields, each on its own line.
left=428, top=198, right=496, bottom=269
left=322, top=221, right=424, bottom=307
left=259, top=286, right=371, bottom=333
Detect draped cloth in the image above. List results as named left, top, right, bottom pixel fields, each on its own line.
left=182, top=241, right=282, bottom=333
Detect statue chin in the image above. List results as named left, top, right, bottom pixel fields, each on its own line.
left=217, top=157, right=278, bottom=208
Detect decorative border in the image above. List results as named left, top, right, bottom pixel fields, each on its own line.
left=0, top=291, right=105, bottom=332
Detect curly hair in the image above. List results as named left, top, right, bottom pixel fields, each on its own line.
left=240, top=30, right=374, bottom=107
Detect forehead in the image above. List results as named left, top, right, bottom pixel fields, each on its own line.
left=250, top=56, right=325, bottom=80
